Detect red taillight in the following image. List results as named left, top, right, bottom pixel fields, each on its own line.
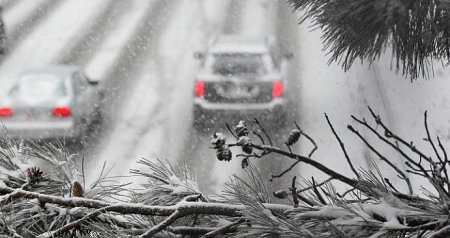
left=0, top=107, right=12, bottom=116
left=53, top=106, right=71, bottom=117
left=194, top=80, right=205, bottom=97
left=272, top=80, right=283, bottom=98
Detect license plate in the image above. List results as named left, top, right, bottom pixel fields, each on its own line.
left=217, top=84, right=260, bottom=99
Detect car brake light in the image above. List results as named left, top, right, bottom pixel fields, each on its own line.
left=0, top=107, right=12, bottom=116
left=53, top=106, right=71, bottom=117
left=194, top=80, right=205, bottom=97
left=272, top=80, right=283, bottom=97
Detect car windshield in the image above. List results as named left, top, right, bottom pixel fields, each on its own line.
left=211, top=53, right=267, bottom=76
left=9, top=74, right=67, bottom=100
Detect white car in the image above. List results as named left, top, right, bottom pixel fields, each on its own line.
left=193, top=35, right=291, bottom=128
left=0, top=65, right=103, bottom=144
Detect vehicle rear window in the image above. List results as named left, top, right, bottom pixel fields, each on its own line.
left=211, top=54, right=267, bottom=76
left=9, top=75, right=67, bottom=100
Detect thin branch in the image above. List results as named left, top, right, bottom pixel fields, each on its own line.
left=352, top=115, right=430, bottom=177
left=295, top=121, right=318, bottom=158
left=272, top=124, right=318, bottom=180
left=348, top=125, right=413, bottom=195
left=291, top=176, right=299, bottom=208
left=368, top=107, right=433, bottom=164
left=298, top=177, right=334, bottom=193
left=424, top=111, right=442, bottom=165
left=203, top=219, right=246, bottom=238
left=271, top=161, right=300, bottom=180
left=437, top=136, right=450, bottom=191
left=312, top=177, right=327, bottom=205
left=226, top=123, right=238, bottom=139
left=140, top=211, right=182, bottom=238
left=250, top=143, right=358, bottom=187
left=325, top=113, right=360, bottom=179
left=253, top=118, right=273, bottom=146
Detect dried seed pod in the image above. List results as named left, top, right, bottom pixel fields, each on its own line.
left=237, top=136, right=252, bottom=154
left=211, top=132, right=226, bottom=149
left=285, top=129, right=301, bottom=146
left=27, top=167, right=43, bottom=184
left=235, top=120, right=249, bottom=137
left=72, top=181, right=84, bottom=197
left=241, top=157, right=249, bottom=169
left=273, top=190, right=289, bottom=199
left=216, top=145, right=232, bottom=161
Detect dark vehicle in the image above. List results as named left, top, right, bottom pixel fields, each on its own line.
left=0, top=65, right=103, bottom=144
left=193, top=35, right=291, bottom=128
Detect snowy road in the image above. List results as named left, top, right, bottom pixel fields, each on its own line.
left=1, top=0, right=450, bottom=195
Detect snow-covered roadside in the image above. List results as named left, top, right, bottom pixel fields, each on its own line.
left=372, top=58, right=450, bottom=191
left=293, top=14, right=450, bottom=192
left=294, top=19, right=397, bottom=188
left=0, top=0, right=111, bottom=96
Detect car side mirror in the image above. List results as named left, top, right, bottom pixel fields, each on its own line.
left=193, top=51, right=205, bottom=60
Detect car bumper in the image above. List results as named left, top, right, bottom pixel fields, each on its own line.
left=193, top=98, right=285, bottom=121
left=0, top=120, right=79, bottom=141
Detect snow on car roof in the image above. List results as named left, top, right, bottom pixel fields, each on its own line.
left=209, top=35, right=271, bottom=54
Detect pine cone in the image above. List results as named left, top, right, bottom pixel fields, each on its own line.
left=273, top=190, right=289, bottom=199
left=237, top=136, right=252, bottom=154
left=285, top=129, right=301, bottom=146
left=211, top=132, right=226, bottom=149
left=235, top=120, right=249, bottom=137
left=26, top=167, right=43, bottom=184
left=216, top=145, right=232, bottom=161
left=241, top=158, right=249, bottom=169
left=72, top=181, right=84, bottom=197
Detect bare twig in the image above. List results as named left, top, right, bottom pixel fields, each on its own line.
left=295, top=121, right=318, bottom=158
left=437, top=136, right=450, bottom=191
left=348, top=125, right=413, bottom=195
left=291, top=176, right=299, bottom=207
left=272, top=124, right=318, bottom=180
left=312, top=177, right=327, bottom=205
left=253, top=118, right=273, bottom=146
left=424, top=111, right=442, bottom=164
left=325, top=113, right=360, bottom=179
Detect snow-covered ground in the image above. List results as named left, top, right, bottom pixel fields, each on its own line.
left=1, top=0, right=449, bottom=196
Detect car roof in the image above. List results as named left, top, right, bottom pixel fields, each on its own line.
left=209, top=35, right=273, bottom=54
left=19, top=65, right=80, bottom=78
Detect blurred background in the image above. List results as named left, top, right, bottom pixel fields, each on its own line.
left=0, top=0, right=449, bottom=194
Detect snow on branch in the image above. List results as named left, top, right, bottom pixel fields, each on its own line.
left=2, top=109, right=450, bottom=236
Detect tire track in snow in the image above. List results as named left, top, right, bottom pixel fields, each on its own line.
left=222, top=0, right=243, bottom=34
left=173, top=0, right=258, bottom=193
left=85, top=0, right=175, bottom=180
left=99, top=0, right=171, bottom=117
left=54, top=0, right=130, bottom=66
left=3, top=0, right=64, bottom=59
